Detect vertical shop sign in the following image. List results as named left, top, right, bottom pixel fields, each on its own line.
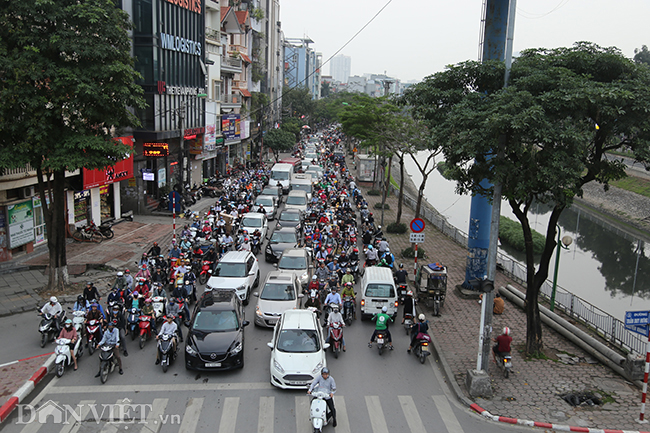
left=7, top=200, right=35, bottom=248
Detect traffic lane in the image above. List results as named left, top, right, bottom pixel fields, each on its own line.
left=0, top=310, right=56, bottom=364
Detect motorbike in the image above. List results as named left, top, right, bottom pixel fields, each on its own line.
left=138, top=315, right=153, bottom=349
left=182, top=282, right=197, bottom=305
left=328, top=322, right=344, bottom=359
left=86, top=319, right=102, bottom=355
left=309, top=389, right=334, bottom=433
left=251, top=236, right=261, bottom=255
left=71, top=310, right=86, bottom=334
left=348, top=259, right=360, bottom=278
left=54, top=337, right=82, bottom=377
left=197, top=260, right=213, bottom=285
left=98, top=344, right=119, bottom=384
left=403, top=313, right=414, bottom=335
left=127, top=308, right=141, bottom=341
left=157, top=333, right=177, bottom=373
left=151, top=296, right=167, bottom=325
left=39, top=312, right=65, bottom=348
left=411, top=333, right=432, bottom=365
left=397, top=284, right=408, bottom=305
left=496, top=351, right=513, bottom=378
left=375, top=331, right=386, bottom=356
left=342, top=296, right=354, bottom=326
left=99, top=222, right=115, bottom=239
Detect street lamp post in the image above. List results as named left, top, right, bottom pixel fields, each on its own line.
left=550, top=225, right=573, bottom=312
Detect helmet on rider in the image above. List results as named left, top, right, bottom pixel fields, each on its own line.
left=399, top=263, right=404, bottom=269
left=109, top=320, right=117, bottom=327
left=353, top=248, right=358, bottom=253
left=503, top=327, right=510, bottom=336
left=331, top=304, right=340, bottom=312
left=64, top=319, right=72, bottom=327
left=117, top=271, right=123, bottom=277
left=419, top=313, right=426, bottom=321
left=407, top=290, right=413, bottom=297
left=321, top=367, right=330, bottom=376
left=381, top=306, right=388, bottom=313
left=145, top=298, right=152, bottom=304
left=91, top=303, right=98, bottom=308
left=312, top=275, right=318, bottom=280
left=77, top=295, right=84, bottom=302
left=367, top=245, right=373, bottom=250
left=50, top=296, right=58, bottom=303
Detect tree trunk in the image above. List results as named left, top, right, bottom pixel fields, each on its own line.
left=396, top=155, right=405, bottom=224
left=381, top=156, right=392, bottom=227
left=37, top=168, right=69, bottom=291
left=415, top=173, right=428, bottom=219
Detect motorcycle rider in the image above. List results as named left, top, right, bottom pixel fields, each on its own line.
left=365, top=245, right=378, bottom=266
left=168, top=241, right=181, bottom=261
left=238, top=237, right=251, bottom=251
left=147, top=241, right=161, bottom=257
left=315, top=261, right=330, bottom=282
left=394, top=263, right=408, bottom=285
left=73, top=295, right=89, bottom=313
left=340, top=282, right=356, bottom=320
left=378, top=237, right=389, bottom=254
left=180, top=236, right=192, bottom=252
left=94, top=320, right=123, bottom=376
left=124, top=269, right=134, bottom=291
left=83, top=281, right=101, bottom=303
left=304, top=289, right=322, bottom=315
left=107, top=286, right=124, bottom=307
left=58, top=319, right=79, bottom=370
left=106, top=305, right=128, bottom=357
left=325, top=304, right=346, bottom=352
left=40, top=296, right=64, bottom=334
left=407, top=314, right=429, bottom=354
left=369, top=306, right=394, bottom=350
left=492, top=327, right=512, bottom=364
left=324, top=287, right=342, bottom=309
left=379, top=247, right=394, bottom=268
left=308, top=367, right=337, bottom=428
left=166, top=299, right=184, bottom=342
left=87, top=303, right=106, bottom=328
left=155, top=315, right=178, bottom=365
left=136, top=264, right=152, bottom=282
left=112, top=271, right=128, bottom=292
left=340, top=268, right=354, bottom=286
left=141, top=298, right=157, bottom=334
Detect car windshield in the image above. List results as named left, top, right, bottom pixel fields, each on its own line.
left=286, top=196, right=306, bottom=206
left=292, top=184, right=312, bottom=194
left=270, top=231, right=297, bottom=244
left=261, top=283, right=295, bottom=301
left=214, top=263, right=246, bottom=278
left=365, top=284, right=395, bottom=297
left=279, top=255, right=307, bottom=270
left=271, top=171, right=290, bottom=180
left=255, top=197, right=273, bottom=207
left=277, top=329, right=320, bottom=353
left=241, top=217, right=263, bottom=228
left=305, top=154, right=317, bottom=160
left=280, top=212, right=300, bottom=222
left=262, top=187, right=278, bottom=196
left=192, top=310, right=239, bottom=332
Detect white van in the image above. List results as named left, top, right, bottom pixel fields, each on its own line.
left=290, top=173, right=313, bottom=200
left=270, top=163, right=294, bottom=194
left=360, top=266, right=398, bottom=320
left=284, top=190, right=308, bottom=213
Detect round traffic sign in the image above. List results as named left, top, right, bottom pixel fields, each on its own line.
left=410, top=218, right=425, bottom=233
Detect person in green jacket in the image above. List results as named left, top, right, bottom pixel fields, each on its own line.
left=369, top=306, right=393, bottom=350
left=340, top=268, right=355, bottom=286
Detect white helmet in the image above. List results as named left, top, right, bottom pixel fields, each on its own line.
left=117, top=271, right=123, bottom=277
left=50, top=296, right=58, bottom=303
left=503, top=327, right=510, bottom=336
left=418, top=313, right=425, bottom=321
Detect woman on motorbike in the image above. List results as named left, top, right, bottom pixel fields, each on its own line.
left=408, top=314, right=429, bottom=353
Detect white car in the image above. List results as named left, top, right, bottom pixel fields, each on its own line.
left=304, top=152, right=318, bottom=162
left=240, top=212, right=268, bottom=240
left=206, top=251, right=260, bottom=305
left=253, top=271, right=303, bottom=328
left=254, top=195, right=278, bottom=220
left=267, top=309, right=328, bottom=389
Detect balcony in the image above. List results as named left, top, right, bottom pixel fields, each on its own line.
left=206, top=27, right=221, bottom=44
left=221, top=56, right=242, bottom=74
left=221, top=93, right=242, bottom=110
left=1, top=164, right=36, bottom=180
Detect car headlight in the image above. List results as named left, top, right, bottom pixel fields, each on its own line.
left=256, top=305, right=263, bottom=317
left=273, top=359, right=285, bottom=374
left=230, top=341, right=243, bottom=355
left=311, top=362, right=323, bottom=375
left=236, top=285, right=246, bottom=293
left=185, top=344, right=198, bottom=356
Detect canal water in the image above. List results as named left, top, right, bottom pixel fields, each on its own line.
left=404, top=156, right=650, bottom=320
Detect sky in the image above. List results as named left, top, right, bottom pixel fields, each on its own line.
left=279, top=0, right=650, bottom=82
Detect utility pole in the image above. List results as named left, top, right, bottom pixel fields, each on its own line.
left=177, top=106, right=185, bottom=191
left=259, top=103, right=264, bottom=166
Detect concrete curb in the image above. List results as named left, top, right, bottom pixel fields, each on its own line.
left=470, top=402, right=650, bottom=433
left=0, top=353, right=55, bottom=423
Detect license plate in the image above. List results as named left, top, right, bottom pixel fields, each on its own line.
left=205, top=362, right=221, bottom=368
left=267, top=319, right=277, bottom=325
left=288, top=381, right=304, bottom=385
left=421, top=345, right=429, bottom=352
left=377, top=338, right=384, bottom=344
left=505, top=361, right=512, bottom=368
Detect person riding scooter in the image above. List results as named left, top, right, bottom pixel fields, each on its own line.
left=40, top=296, right=64, bottom=334
left=325, top=304, right=346, bottom=352
left=58, top=319, right=79, bottom=370
left=394, top=263, right=408, bottom=285
left=407, top=314, right=429, bottom=353
left=492, top=327, right=512, bottom=364
left=155, top=315, right=178, bottom=365
left=308, top=368, right=337, bottom=428
left=369, top=306, right=393, bottom=350
left=94, top=320, right=123, bottom=376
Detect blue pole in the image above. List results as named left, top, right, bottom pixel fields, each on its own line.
left=462, top=0, right=510, bottom=289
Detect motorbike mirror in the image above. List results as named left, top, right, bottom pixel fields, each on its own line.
left=323, top=343, right=330, bottom=350
left=253, top=292, right=259, bottom=297
left=298, top=293, right=304, bottom=298
left=273, top=263, right=278, bottom=269
left=267, top=342, right=274, bottom=349
left=242, top=320, right=250, bottom=327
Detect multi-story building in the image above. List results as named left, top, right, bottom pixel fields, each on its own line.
left=330, top=54, right=351, bottom=84
left=284, top=37, right=320, bottom=100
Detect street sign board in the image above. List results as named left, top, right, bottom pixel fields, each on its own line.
left=410, top=218, right=425, bottom=233
left=168, top=191, right=182, bottom=213
left=625, top=310, right=649, bottom=326
left=626, top=324, right=649, bottom=337
left=410, top=233, right=425, bottom=244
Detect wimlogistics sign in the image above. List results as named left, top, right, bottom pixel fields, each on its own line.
left=163, top=0, right=201, bottom=14
left=160, top=33, right=201, bottom=57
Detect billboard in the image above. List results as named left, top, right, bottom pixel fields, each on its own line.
left=83, top=136, right=135, bottom=189
left=222, top=114, right=241, bottom=141
left=7, top=200, right=34, bottom=248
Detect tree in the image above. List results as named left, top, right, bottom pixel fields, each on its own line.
left=402, top=42, right=650, bottom=355
left=264, top=128, right=295, bottom=162
left=634, top=45, right=650, bottom=66
left=0, top=0, right=146, bottom=290
left=282, top=86, right=314, bottom=120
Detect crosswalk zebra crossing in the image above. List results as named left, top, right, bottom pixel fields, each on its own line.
left=15, top=393, right=466, bottom=433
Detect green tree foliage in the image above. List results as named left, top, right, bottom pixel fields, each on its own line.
left=634, top=45, right=650, bottom=66
left=402, top=42, right=650, bottom=355
left=313, top=92, right=358, bottom=124
left=280, top=117, right=302, bottom=141
left=264, top=128, right=296, bottom=162
left=499, top=216, right=545, bottom=254
left=0, top=0, right=146, bottom=290
left=282, top=86, right=314, bottom=120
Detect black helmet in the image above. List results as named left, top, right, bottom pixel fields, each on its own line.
left=77, top=295, right=84, bottom=302
left=321, top=367, right=330, bottom=375
left=399, top=263, right=404, bottom=269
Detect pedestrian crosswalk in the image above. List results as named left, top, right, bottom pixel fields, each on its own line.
left=15, top=393, right=466, bottom=433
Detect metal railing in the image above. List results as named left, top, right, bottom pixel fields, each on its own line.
left=1, top=164, right=36, bottom=178
left=389, top=184, right=646, bottom=355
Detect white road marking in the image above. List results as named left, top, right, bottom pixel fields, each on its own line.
left=257, top=396, right=274, bottom=433
left=59, top=399, right=95, bottom=433
left=333, top=395, right=351, bottom=433
left=45, top=382, right=273, bottom=395
left=178, top=397, right=204, bottom=433
left=365, top=395, right=389, bottom=433
left=140, top=398, right=168, bottom=433
left=295, top=396, right=310, bottom=433
left=432, top=395, right=465, bottom=433
left=398, top=395, right=427, bottom=433
left=218, top=397, right=239, bottom=433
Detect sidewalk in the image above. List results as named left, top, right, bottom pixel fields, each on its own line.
left=357, top=172, right=643, bottom=430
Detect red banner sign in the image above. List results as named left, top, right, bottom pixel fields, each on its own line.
left=82, top=136, right=135, bottom=190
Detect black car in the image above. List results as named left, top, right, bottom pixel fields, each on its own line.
left=265, top=226, right=300, bottom=263
left=185, top=290, right=249, bottom=371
